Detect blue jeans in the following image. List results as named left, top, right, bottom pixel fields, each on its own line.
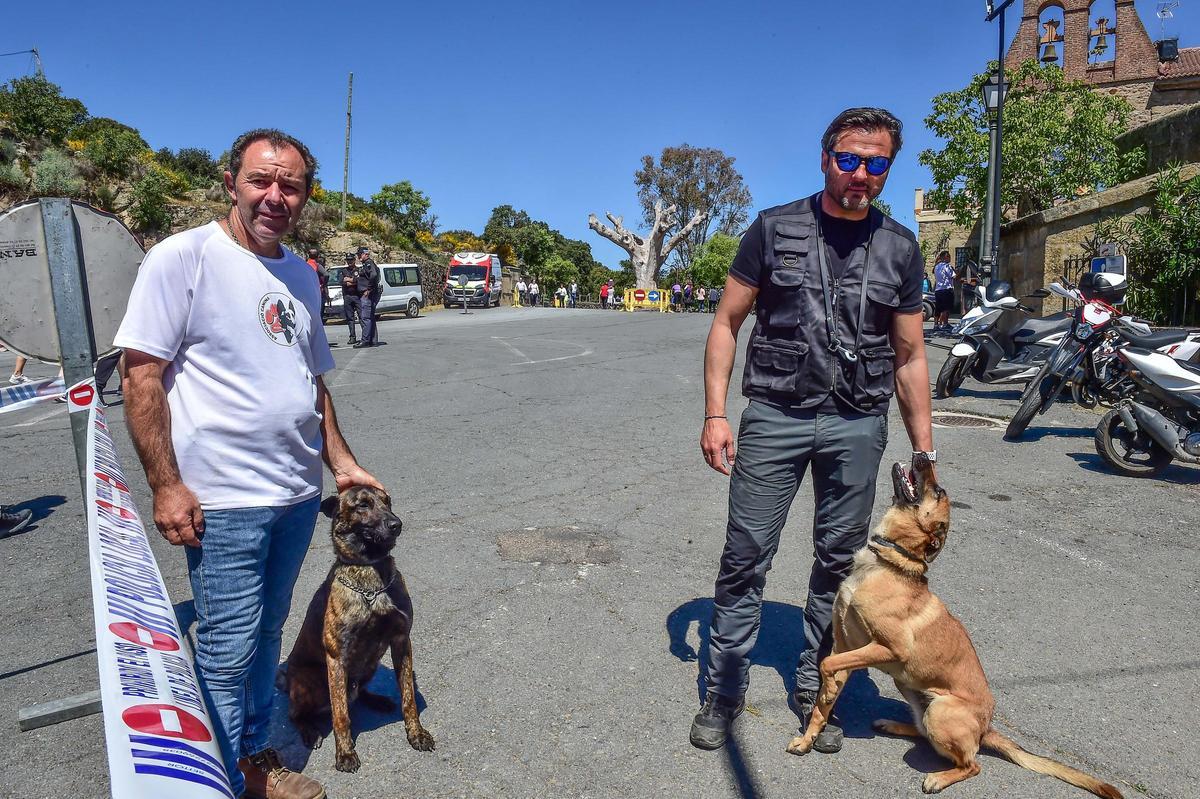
left=186, top=496, right=320, bottom=795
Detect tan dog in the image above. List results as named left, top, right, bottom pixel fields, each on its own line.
left=280, top=486, right=435, bottom=772
left=786, top=460, right=1121, bottom=798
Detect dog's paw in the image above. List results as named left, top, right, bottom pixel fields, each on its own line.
left=408, top=728, right=436, bottom=751
left=334, top=749, right=361, bottom=773
left=921, top=775, right=945, bottom=794
left=786, top=735, right=813, bottom=756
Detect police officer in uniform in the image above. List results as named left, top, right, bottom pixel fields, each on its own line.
left=691, top=108, right=935, bottom=753
left=354, top=246, right=382, bottom=348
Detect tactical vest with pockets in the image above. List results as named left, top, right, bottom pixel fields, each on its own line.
left=740, top=193, right=918, bottom=412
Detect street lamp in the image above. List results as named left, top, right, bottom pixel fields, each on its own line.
left=978, top=73, right=1009, bottom=283
left=983, top=0, right=1016, bottom=283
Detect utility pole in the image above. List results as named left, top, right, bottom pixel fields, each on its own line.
left=342, top=72, right=353, bottom=230
left=0, top=48, right=44, bottom=77
left=983, top=0, right=1016, bottom=283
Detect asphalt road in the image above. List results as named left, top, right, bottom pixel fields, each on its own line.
left=0, top=307, right=1197, bottom=799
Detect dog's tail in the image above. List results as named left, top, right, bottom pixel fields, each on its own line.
left=982, top=730, right=1122, bottom=799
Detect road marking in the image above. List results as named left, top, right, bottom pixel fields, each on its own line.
left=330, top=348, right=370, bottom=387
left=491, top=336, right=592, bottom=365
left=8, top=408, right=64, bottom=428
left=1014, top=529, right=1117, bottom=575
left=493, top=337, right=530, bottom=363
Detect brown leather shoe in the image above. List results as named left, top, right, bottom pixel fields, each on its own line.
left=238, top=749, right=326, bottom=799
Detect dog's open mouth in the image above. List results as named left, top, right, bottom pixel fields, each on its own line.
left=892, top=462, right=919, bottom=506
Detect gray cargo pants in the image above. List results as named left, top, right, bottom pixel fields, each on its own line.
left=705, top=400, right=887, bottom=699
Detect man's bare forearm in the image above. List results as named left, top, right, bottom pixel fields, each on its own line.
left=123, top=370, right=183, bottom=491
left=894, top=355, right=934, bottom=452
left=318, top=378, right=355, bottom=472
left=703, top=322, right=738, bottom=417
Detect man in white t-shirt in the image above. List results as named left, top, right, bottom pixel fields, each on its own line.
left=115, top=129, right=380, bottom=799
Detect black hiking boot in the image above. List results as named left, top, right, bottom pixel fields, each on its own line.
left=789, top=688, right=843, bottom=753
left=689, top=692, right=745, bottom=750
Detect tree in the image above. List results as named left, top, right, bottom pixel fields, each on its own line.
left=635, top=144, right=752, bottom=270
left=514, top=222, right=556, bottom=269
left=920, top=60, right=1144, bottom=226
left=541, top=253, right=578, bottom=290
left=871, top=197, right=893, bottom=216
left=0, top=76, right=87, bottom=144
left=82, top=128, right=145, bottom=178
left=437, top=229, right=488, bottom=254
left=1097, top=165, right=1200, bottom=326
left=370, top=180, right=432, bottom=241
left=588, top=200, right=707, bottom=288
left=691, top=232, right=740, bottom=288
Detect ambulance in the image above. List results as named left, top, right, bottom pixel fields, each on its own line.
left=443, top=252, right=503, bottom=308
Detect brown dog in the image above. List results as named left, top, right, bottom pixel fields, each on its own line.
left=786, top=459, right=1121, bottom=798
left=280, top=486, right=435, bottom=772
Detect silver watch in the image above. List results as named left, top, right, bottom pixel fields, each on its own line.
left=912, top=450, right=937, bottom=464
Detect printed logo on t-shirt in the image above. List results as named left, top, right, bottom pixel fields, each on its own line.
left=258, top=293, right=299, bottom=346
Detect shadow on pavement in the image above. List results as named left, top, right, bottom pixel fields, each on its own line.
left=0, top=494, right=67, bottom=539
left=1005, top=424, right=1094, bottom=442
left=1068, top=452, right=1200, bottom=484
left=271, top=664, right=429, bottom=772
left=667, top=598, right=908, bottom=741
left=942, top=386, right=1024, bottom=402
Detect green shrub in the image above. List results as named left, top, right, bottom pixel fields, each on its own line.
left=31, top=149, right=84, bottom=197
left=130, top=166, right=189, bottom=231
left=0, top=76, right=87, bottom=144
left=68, top=117, right=147, bottom=147
left=0, top=161, right=26, bottom=191
left=346, top=210, right=391, bottom=238
left=83, top=128, right=145, bottom=178
left=0, top=138, right=17, bottom=165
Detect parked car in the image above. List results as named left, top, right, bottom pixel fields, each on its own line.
left=325, top=263, right=424, bottom=321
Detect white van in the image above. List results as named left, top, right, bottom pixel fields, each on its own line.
left=326, top=263, right=424, bottom=320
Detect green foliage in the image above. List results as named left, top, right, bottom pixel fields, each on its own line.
left=514, top=222, right=556, bottom=269
left=69, top=117, right=147, bottom=148
left=1097, top=165, right=1200, bottom=325
left=0, top=161, right=26, bottom=192
left=691, top=232, right=741, bottom=288
left=346, top=210, right=392, bottom=238
left=871, top=197, right=893, bottom=216
left=130, top=166, right=188, bottom=231
left=370, top=180, right=432, bottom=240
left=539, top=253, right=578, bottom=290
left=83, top=127, right=145, bottom=178
left=437, top=229, right=488, bottom=253
left=919, top=60, right=1144, bottom=225
left=0, top=138, right=17, bottom=164
left=31, top=149, right=84, bottom=197
left=155, top=147, right=221, bottom=188
left=635, top=143, right=752, bottom=269
left=0, top=76, right=88, bottom=144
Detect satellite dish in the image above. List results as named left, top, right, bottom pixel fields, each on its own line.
left=0, top=200, right=144, bottom=362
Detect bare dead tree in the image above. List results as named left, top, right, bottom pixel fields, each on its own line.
left=588, top=200, right=707, bottom=288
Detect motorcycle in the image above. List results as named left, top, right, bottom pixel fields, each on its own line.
left=1094, top=346, right=1200, bottom=477
left=1004, top=274, right=1143, bottom=439
left=934, top=281, right=1070, bottom=399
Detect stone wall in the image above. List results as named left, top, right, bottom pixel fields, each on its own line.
left=998, top=162, right=1200, bottom=314
left=1117, top=101, right=1200, bottom=173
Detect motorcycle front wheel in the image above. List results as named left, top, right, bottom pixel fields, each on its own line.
left=1005, top=361, right=1055, bottom=439
left=1093, top=408, right=1172, bottom=477
left=934, top=353, right=972, bottom=399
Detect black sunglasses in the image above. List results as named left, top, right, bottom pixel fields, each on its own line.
left=828, top=150, right=892, bottom=176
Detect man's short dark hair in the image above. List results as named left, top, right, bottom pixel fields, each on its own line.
left=356, top=246, right=370, bottom=256
left=821, top=108, right=903, bottom=157
left=228, top=128, right=318, bottom=192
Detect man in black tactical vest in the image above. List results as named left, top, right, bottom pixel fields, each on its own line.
left=690, top=108, right=936, bottom=753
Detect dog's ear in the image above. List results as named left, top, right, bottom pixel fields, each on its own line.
left=319, top=494, right=341, bottom=519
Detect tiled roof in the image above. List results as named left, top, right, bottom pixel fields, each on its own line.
left=1159, top=47, right=1200, bottom=80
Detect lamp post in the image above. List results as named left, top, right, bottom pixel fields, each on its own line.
left=979, top=73, right=1008, bottom=282
left=983, top=0, right=1015, bottom=283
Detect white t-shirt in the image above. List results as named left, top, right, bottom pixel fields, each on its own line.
left=114, top=222, right=336, bottom=510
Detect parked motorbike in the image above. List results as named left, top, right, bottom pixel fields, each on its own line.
left=1095, top=346, right=1200, bottom=477
left=934, top=281, right=1070, bottom=399
left=1005, top=273, right=1142, bottom=439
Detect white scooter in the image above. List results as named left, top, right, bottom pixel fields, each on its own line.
left=1095, top=345, right=1200, bottom=477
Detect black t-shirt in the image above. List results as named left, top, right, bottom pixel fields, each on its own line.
left=729, top=204, right=924, bottom=412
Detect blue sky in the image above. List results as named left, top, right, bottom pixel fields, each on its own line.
left=3, top=1, right=1195, bottom=268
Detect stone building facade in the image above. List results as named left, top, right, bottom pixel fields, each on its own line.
left=1005, top=0, right=1200, bottom=125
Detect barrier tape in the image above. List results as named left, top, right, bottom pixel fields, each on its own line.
left=81, top=382, right=234, bottom=799
left=0, top=376, right=65, bottom=415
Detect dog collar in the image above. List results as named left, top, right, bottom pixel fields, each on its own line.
left=868, top=535, right=925, bottom=565
left=336, top=572, right=396, bottom=604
